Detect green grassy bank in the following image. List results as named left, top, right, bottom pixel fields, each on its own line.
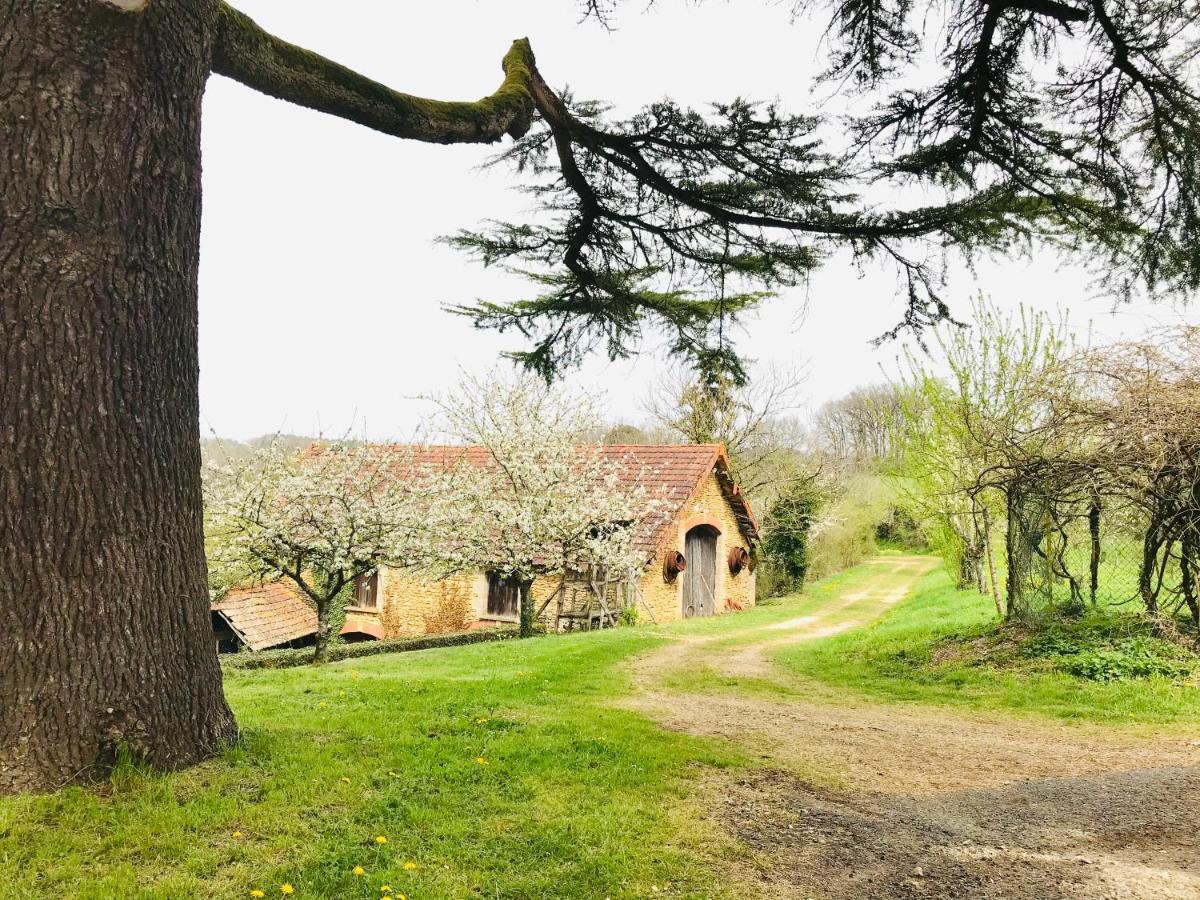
left=774, top=568, right=1200, bottom=726
left=0, top=631, right=741, bottom=899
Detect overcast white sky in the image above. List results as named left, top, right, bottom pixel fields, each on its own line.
left=198, top=0, right=1199, bottom=441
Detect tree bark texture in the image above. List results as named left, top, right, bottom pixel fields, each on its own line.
left=1087, top=496, right=1101, bottom=606
left=312, top=599, right=332, bottom=664
left=1140, top=527, right=1162, bottom=619
left=981, top=505, right=1002, bottom=618
left=518, top=579, right=535, bottom=638
left=1004, top=487, right=1027, bottom=620
left=311, top=575, right=340, bottom=665
left=0, top=0, right=237, bottom=793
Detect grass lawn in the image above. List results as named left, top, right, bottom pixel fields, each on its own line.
left=773, top=567, right=1200, bottom=727
left=0, top=631, right=744, bottom=899
left=648, top=561, right=888, bottom=643
left=7, top=561, right=1199, bottom=898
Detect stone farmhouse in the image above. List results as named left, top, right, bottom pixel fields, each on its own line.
left=339, top=443, right=759, bottom=640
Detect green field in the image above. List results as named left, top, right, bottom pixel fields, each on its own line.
left=0, top=632, right=743, bottom=899
left=774, top=567, right=1200, bottom=726
left=3, top=559, right=1198, bottom=898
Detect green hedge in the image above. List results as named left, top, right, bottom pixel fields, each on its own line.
left=221, top=626, right=519, bottom=670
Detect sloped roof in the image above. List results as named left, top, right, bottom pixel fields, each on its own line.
left=594, top=444, right=758, bottom=556
left=212, top=581, right=317, bottom=651
left=358, top=442, right=759, bottom=562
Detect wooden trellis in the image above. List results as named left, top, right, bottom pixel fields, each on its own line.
left=533, top=566, right=658, bottom=632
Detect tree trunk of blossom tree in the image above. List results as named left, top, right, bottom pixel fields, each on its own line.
left=312, top=601, right=334, bottom=664
left=0, top=0, right=237, bottom=793
left=310, top=574, right=344, bottom=665
left=518, top=579, right=536, bottom=638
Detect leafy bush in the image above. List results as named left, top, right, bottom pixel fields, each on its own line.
left=222, top=626, right=517, bottom=670
left=1056, top=642, right=1194, bottom=682
left=807, top=473, right=893, bottom=580
left=758, top=480, right=820, bottom=597
left=874, top=506, right=926, bottom=551
left=1016, top=615, right=1196, bottom=682
left=928, top=608, right=1199, bottom=683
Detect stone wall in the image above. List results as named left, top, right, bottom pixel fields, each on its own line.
left=376, top=569, right=488, bottom=638
left=638, top=472, right=756, bottom=624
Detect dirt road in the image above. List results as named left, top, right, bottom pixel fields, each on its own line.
left=627, top=556, right=1200, bottom=899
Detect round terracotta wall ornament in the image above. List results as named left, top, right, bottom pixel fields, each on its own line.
left=727, top=546, right=750, bottom=575
left=663, top=549, right=687, bottom=581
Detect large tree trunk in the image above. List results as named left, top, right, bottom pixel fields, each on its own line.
left=0, top=0, right=236, bottom=793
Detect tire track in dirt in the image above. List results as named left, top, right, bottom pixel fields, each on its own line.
left=622, top=555, right=1200, bottom=899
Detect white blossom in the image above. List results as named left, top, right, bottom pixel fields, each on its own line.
left=203, top=374, right=666, bottom=645
left=418, top=373, right=666, bottom=598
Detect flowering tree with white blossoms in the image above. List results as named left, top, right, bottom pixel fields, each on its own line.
left=203, top=440, right=433, bottom=662
left=204, top=377, right=665, bottom=655
left=429, top=374, right=666, bottom=637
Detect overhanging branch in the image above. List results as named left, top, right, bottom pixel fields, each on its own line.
left=212, top=3, right=536, bottom=144
left=1006, top=0, right=1089, bottom=25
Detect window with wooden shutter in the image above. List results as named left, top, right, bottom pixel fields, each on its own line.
left=486, top=572, right=520, bottom=618
left=353, top=571, right=379, bottom=609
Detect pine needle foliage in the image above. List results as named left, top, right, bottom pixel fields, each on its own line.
left=449, top=1, right=1200, bottom=378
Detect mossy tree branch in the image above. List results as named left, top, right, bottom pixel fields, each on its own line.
left=210, top=1, right=1200, bottom=384
left=212, top=3, right=535, bottom=144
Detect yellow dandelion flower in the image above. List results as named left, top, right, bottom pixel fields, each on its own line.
left=380, top=886, right=392, bottom=894
left=475, top=756, right=488, bottom=766
left=352, top=865, right=366, bottom=876
left=250, top=892, right=265, bottom=898
left=340, top=776, right=350, bottom=784
left=375, top=835, right=388, bottom=845
left=402, top=861, right=417, bottom=870
left=232, top=831, right=244, bottom=838
left=280, top=886, right=295, bottom=896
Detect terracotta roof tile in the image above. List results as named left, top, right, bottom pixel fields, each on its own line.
left=226, top=444, right=759, bottom=643
left=212, top=581, right=317, bottom=651
left=595, top=444, right=726, bottom=556
left=366, top=442, right=758, bottom=560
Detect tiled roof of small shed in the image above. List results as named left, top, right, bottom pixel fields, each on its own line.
left=211, top=581, right=317, bottom=651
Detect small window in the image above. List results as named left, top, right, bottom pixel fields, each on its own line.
left=486, top=572, right=520, bottom=619
left=353, top=571, right=379, bottom=609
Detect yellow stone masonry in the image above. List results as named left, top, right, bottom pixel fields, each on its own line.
left=637, top=472, right=755, bottom=624
left=377, top=569, right=488, bottom=638
left=350, top=468, right=755, bottom=639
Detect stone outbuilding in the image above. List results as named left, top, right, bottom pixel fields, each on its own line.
left=340, top=443, right=758, bottom=640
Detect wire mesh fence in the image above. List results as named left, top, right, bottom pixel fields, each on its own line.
left=1001, top=474, right=1197, bottom=630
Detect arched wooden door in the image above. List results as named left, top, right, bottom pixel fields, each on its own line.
left=682, top=525, right=719, bottom=617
